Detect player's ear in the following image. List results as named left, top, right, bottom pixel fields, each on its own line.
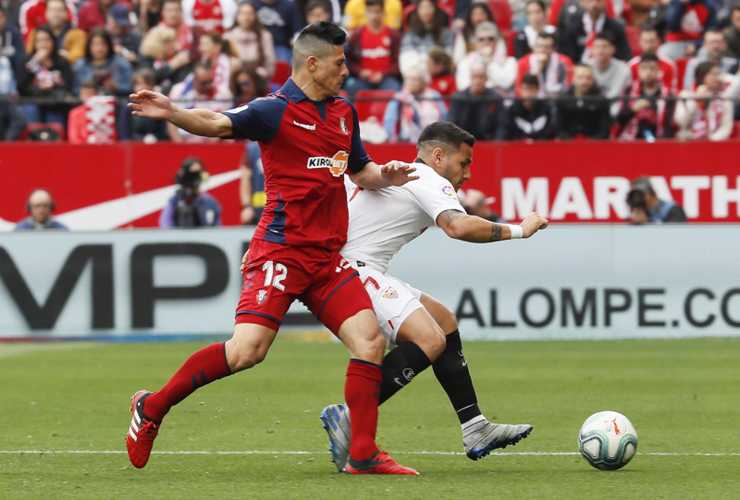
left=306, top=55, right=319, bottom=73
left=432, top=146, right=446, bottom=166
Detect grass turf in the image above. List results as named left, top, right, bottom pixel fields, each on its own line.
left=1, top=337, right=739, bottom=499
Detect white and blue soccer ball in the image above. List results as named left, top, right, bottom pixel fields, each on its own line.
left=578, top=411, right=638, bottom=470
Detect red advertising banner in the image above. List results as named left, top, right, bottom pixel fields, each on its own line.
left=3, top=141, right=739, bottom=229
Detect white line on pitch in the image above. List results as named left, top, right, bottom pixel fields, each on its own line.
left=1, top=450, right=740, bottom=457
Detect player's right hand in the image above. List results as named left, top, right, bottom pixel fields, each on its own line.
left=128, top=90, right=174, bottom=120
left=521, top=212, right=549, bottom=238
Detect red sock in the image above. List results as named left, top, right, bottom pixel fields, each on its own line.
left=144, top=342, right=231, bottom=421
left=345, top=359, right=382, bottom=461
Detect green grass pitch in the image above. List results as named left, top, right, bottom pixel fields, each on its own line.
left=1, top=337, right=739, bottom=499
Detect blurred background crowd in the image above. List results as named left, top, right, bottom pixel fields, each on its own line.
left=1, top=0, right=740, bottom=143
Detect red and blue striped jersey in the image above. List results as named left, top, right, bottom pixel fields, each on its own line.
left=223, top=79, right=370, bottom=252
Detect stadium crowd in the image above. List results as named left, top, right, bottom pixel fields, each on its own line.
left=1, top=0, right=740, bottom=142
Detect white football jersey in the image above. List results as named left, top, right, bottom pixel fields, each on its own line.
left=341, top=162, right=465, bottom=273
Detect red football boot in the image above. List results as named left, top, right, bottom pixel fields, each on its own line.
left=125, top=390, right=160, bottom=468
left=344, top=451, right=420, bottom=476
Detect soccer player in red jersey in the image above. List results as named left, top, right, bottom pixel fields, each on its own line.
left=126, top=22, right=420, bottom=475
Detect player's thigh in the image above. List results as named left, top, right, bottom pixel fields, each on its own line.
left=419, top=292, right=458, bottom=335
left=396, top=307, right=447, bottom=361
left=236, top=239, right=308, bottom=332
left=225, top=323, right=278, bottom=372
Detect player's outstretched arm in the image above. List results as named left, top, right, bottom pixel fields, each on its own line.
left=128, top=90, right=232, bottom=138
left=349, top=160, right=419, bottom=189
left=436, top=210, right=549, bottom=243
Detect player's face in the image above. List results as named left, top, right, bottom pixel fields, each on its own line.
left=444, top=143, right=473, bottom=190
left=313, top=45, right=349, bottom=95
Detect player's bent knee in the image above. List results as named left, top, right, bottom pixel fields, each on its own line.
left=353, top=330, right=385, bottom=362
left=225, top=323, right=277, bottom=372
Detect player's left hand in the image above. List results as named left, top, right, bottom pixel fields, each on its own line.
left=521, top=212, right=549, bottom=238
left=381, top=161, right=419, bottom=186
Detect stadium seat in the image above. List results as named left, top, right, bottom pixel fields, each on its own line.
left=272, top=60, right=291, bottom=86
left=354, top=89, right=395, bottom=122
left=20, top=122, right=65, bottom=141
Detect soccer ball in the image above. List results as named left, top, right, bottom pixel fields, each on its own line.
left=578, top=411, right=638, bottom=470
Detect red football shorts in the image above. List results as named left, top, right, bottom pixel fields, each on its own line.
left=235, top=238, right=372, bottom=334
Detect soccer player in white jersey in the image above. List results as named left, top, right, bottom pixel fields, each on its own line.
left=319, top=121, right=549, bottom=471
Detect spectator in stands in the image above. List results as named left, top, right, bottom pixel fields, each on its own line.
left=513, top=0, right=556, bottom=58
left=345, top=0, right=401, bottom=97
left=661, top=0, right=717, bottom=61
left=0, top=99, right=27, bottom=139
left=139, top=26, right=192, bottom=94
left=251, top=0, right=304, bottom=61
left=15, top=189, right=68, bottom=230
left=456, top=21, right=517, bottom=92
left=68, top=78, right=119, bottom=143
left=168, top=61, right=228, bottom=142
left=383, top=63, right=447, bottom=142
left=107, top=4, right=140, bottom=67
left=224, top=1, right=275, bottom=80
left=448, top=61, right=502, bottom=139
left=628, top=27, right=677, bottom=92
left=19, top=0, right=75, bottom=43
left=127, top=68, right=169, bottom=141
left=26, top=0, right=85, bottom=64
left=19, top=26, right=74, bottom=127
left=683, top=29, right=738, bottom=90
left=197, top=31, right=234, bottom=99
left=400, top=0, right=453, bottom=67
left=304, top=0, right=332, bottom=23
left=344, top=0, right=402, bottom=31
left=182, top=0, right=237, bottom=34
left=159, top=0, right=195, bottom=53
left=0, top=49, right=17, bottom=94
left=452, top=1, right=495, bottom=62
left=499, top=74, right=558, bottom=140
left=160, top=157, right=222, bottom=228
left=0, top=6, right=26, bottom=79
left=427, top=46, right=456, bottom=96
left=557, top=63, right=611, bottom=138
left=78, top=0, right=118, bottom=32
left=615, top=53, right=676, bottom=140
left=230, top=64, right=269, bottom=106
left=460, top=188, right=500, bottom=222
left=516, top=31, right=573, bottom=97
left=626, top=176, right=687, bottom=223
left=725, top=5, right=740, bottom=59
left=138, top=0, right=163, bottom=32
left=675, top=60, right=734, bottom=140
left=239, top=141, right=265, bottom=225
left=589, top=33, right=632, bottom=99
left=73, top=28, right=133, bottom=96
left=558, top=0, right=632, bottom=63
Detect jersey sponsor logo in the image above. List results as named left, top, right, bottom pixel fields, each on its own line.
left=292, top=119, right=316, bottom=131
left=306, top=151, right=349, bottom=177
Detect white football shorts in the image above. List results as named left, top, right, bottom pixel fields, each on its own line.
left=356, top=265, right=423, bottom=347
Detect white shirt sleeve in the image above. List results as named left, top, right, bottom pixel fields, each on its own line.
left=406, top=165, right=466, bottom=224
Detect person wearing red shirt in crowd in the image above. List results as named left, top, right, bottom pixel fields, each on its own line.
left=126, top=22, right=420, bottom=476
left=159, top=0, right=194, bottom=53
left=345, top=0, right=401, bottom=97
left=515, top=32, right=573, bottom=97
left=628, top=27, right=677, bottom=92
left=182, top=0, right=237, bottom=35
left=68, top=78, right=118, bottom=143
left=78, top=0, right=125, bottom=32
left=660, top=0, right=716, bottom=61
left=427, top=46, right=456, bottom=97
left=19, top=0, right=75, bottom=42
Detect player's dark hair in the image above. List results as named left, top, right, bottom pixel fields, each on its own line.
left=418, top=121, right=476, bottom=150
left=365, top=0, right=384, bottom=9
left=639, top=52, right=659, bottom=64
left=295, top=21, right=347, bottom=47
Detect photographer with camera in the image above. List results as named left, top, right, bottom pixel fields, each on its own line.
left=626, top=177, right=687, bottom=225
left=160, top=157, right=222, bottom=228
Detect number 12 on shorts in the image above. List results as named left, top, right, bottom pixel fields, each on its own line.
left=262, top=260, right=287, bottom=291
